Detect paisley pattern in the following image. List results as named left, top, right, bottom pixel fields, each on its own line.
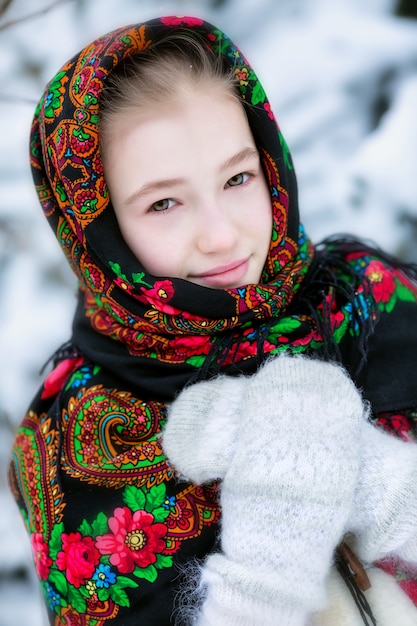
left=10, top=362, right=220, bottom=625
left=9, top=15, right=417, bottom=625
left=61, top=384, right=168, bottom=488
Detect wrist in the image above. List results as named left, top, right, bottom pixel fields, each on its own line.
left=198, top=557, right=311, bottom=626
left=199, top=553, right=327, bottom=620
left=350, top=421, right=417, bottom=563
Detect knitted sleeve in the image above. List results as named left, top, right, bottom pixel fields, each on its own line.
left=348, top=413, right=417, bottom=567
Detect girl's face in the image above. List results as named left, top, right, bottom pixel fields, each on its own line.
left=103, top=89, right=272, bottom=289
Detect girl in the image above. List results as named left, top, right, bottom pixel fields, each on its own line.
left=8, top=15, right=417, bottom=625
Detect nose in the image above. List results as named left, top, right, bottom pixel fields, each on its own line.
left=195, top=203, right=238, bottom=254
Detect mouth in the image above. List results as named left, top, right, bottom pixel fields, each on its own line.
left=190, top=258, right=250, bottom=288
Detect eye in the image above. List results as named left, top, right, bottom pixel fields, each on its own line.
left=149, top=198, right=175, bottom=212
left=225, top=172, right=250, bottom=188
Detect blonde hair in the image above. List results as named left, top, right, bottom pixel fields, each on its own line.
left=99, top=32, right=240, bottom=143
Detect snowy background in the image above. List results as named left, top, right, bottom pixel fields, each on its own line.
left=1, top=0, right=417, bottom=624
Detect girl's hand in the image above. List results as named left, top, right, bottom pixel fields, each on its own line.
left=164, top=356, right=367, bottom=624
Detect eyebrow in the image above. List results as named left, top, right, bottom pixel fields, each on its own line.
left=220, top=146, right=260, bottom=173
left=124, top=177, right=185, bottom=207
left=123, top=146, right=260, bottom=207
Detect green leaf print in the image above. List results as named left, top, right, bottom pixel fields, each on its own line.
left=78, top=518, right=93, bottom=536
left=91, top=511, right=108, bottom=535
left=109, top=586, right=130, bottom=607
left=211, top=30, right=230, bottom=56
left=123, top=484, right=146, bottom=511
left=43, top=71, right=67, bottom=119
left=333, top=315, right=350, bottom=344
left=67, top=585, right=87, bottom=613
left=152, top=506, right=170, bottom=523
left=116, top=576, right=138, bottom=589
left=97, top=588, right=110, bottom=602
left=185, top=355, right=206, bottom=368
left=155, top=553, right=173, bottom=570
left=133, top=564, right=158, bottom=583
left=279, top=132, right=293, bottom=170
left=49, top=568, right=68, bottom=596
left=268, top=316, right=302, bottom=339
left=108, top=261, right=128, bottom=282
left=145, top=484, right=166, bottom=512
left=131, top=272, right=152, bottom=288
left=382, top=296, right=396, bottom=314
left=79, top=586, right=91, bottom=599
left=396, top=281, right=417, bottom=303
left=251, top=81, right=266, bottom=106
left=49, top=522, right=64, bottom=560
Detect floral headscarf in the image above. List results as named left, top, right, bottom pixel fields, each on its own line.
left=29, top=15, right=323, bottom=398
left=29, top=14, right=417, bottom=404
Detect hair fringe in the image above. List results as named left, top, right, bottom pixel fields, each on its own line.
left=99, top=30, right=239, bottom=144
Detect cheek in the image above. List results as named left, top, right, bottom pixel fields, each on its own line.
left=120, top=225, right=182, bottom=278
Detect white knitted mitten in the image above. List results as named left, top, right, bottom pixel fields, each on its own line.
left=348, top=420, right=417, bottom=565
left=163, top=374, right=243, bottom=484
left=163, top=356, right=367, bottom=625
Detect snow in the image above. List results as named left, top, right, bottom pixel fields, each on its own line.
left=1, top=1, right=416, bottom=624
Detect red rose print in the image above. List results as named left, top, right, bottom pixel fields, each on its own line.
left=160, top=16, right=204, bottom=27
left=365, top=260, right=396, bottom=303
left=401, top=576, right=417, bottom=604
left=56, top=532, right=100, bottom=588
left=139, top=280, right=179, bottom=314
left=377, top=557, right=417, bottom=604
left=31, top=533, right=52, bottom=580
left=96, top=507, right=167, bottom=574
left=376, top=412, right=413, bottom=442
left=41, top=357, right=83, bottom=399
left=263, top=102, right=274, bottom=120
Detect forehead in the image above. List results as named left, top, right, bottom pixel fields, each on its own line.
left=106, top=84, right=250, bottom=141
left=102, top=90, right=257, bottom=190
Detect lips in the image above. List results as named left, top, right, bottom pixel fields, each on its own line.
left=190, top=258, right=250, bottom=288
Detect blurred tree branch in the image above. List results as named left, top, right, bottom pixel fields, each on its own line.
left=396, top=0, right=417, bottom=18
left=0, top=0, right=74, bottom=32
left=0, top=0, right=13, bottom=19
